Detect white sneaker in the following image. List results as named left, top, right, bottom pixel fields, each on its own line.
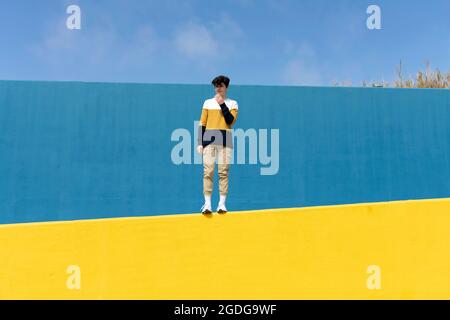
left=216, top=202, right=227, bottom=214
left=201, top=202, right=212, bottom=214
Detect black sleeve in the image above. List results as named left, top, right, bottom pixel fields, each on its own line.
left=219, top=103, right=235, bottom=125
left=197, top=125, right=206, bottom=146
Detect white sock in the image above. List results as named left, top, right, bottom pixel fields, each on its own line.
left=204, top=195, right=211, bottom=206
left=219, top=195, right=227, bottom=205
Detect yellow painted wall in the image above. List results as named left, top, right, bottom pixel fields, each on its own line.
left=1, top=198, right=450, bottom=299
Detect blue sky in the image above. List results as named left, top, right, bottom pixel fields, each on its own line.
left=1, top=0, right=449, bottom=86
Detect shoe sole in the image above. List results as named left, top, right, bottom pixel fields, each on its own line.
left=217, top=209, right=227, bottom=214
left=202, top=209, right=212, bottom=215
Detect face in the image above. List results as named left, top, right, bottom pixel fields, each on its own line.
left=214, top=83, right=228, bottom=96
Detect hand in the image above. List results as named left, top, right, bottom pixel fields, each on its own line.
left=197, top=145, right=203, bottom=154
left=215, top=94, right=225, bottom=105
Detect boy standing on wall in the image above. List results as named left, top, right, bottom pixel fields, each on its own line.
left=197, top=75, right=239, bottom=214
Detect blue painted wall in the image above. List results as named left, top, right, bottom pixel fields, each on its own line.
left=1, top=80, right=449, bottom=224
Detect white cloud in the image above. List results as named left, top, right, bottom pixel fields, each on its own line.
left=281, top=41, right=323, bottom=86
left=174, top=22, right=219, bottom=59
left=173, top=13, right=244, bottom=63
left=116, top=26, right=160, bottom=68
left=29, top=8, right=245, bottom=80
left=30, top=18, right=160, bottom=71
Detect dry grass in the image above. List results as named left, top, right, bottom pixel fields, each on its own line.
left=394, top=61, right=450, bottom=88
left=333, top=61, right=450, bottom=88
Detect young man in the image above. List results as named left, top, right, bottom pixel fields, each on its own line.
left=197, top=75, right=239, bottom=214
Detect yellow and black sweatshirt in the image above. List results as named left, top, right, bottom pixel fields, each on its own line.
left=197, top=98, right=239, bottom=148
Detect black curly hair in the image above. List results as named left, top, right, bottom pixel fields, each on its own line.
left=211, top=75, right=230, bottom=88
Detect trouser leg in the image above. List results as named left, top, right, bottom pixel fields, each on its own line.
left=203, top=145, right=216, bottom=196
left=217, top=146, right=232, bottom=196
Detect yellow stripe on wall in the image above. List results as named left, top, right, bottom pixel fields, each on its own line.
left=1, top=198, right=450, bottom=299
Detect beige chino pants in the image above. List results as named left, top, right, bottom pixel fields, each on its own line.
left=203, top=144, right=233, bottom=196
